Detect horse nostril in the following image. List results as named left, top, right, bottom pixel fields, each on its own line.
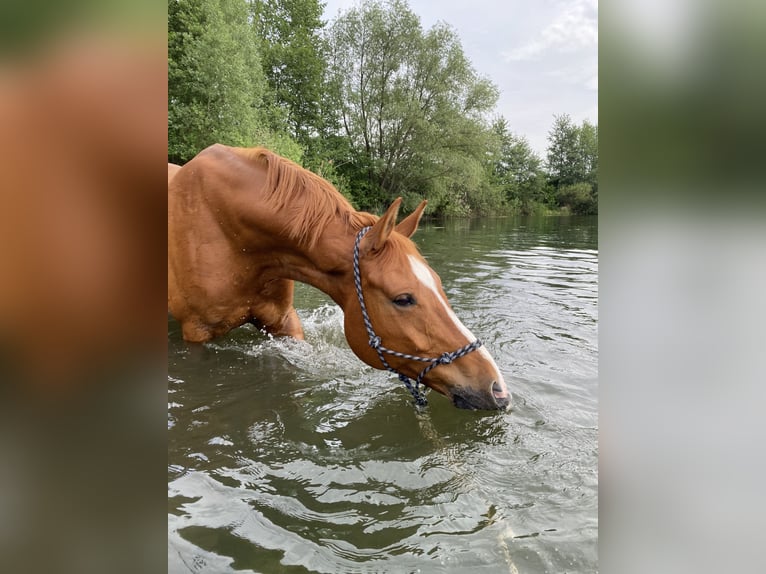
left=491, top=381, right=511, bottom=409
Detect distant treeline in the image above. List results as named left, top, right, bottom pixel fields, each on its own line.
left=169, top=0, right=597, bottom=216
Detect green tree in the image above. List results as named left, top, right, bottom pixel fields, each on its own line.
left=168, top=0, right=266, bottom=163
left=578, top=119, right=598, bottom=194
left=546, top=113, right=581, bottom=189
left=546, top=114, right=598, bottom=214
left=490, top=117, right=547, bottom=214
left=250, top=0, right=327, bottom=145
left=323, top=0, right=498, bottom=213
left=556, top=182, right=597, bottom=215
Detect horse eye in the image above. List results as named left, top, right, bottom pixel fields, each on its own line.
left=392, top=294, right=416, bottom=307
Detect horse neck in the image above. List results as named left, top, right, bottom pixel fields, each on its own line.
left=276, top=219, right=358, bottom=309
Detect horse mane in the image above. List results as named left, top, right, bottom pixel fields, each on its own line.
left=232, top=147, right=376, bottom=248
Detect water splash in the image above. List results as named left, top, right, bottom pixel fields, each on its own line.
left=206, top=304, right=370, bottom=379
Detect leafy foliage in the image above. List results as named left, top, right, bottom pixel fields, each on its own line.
left=556, top=182, right=598, bottom=215
left=490, top=117, right=548, bottom=215
left=250, top=0, right=327, bottom=145
left=546, top=114, right=598, bottom=214
left=168, top=0, right=266, bottom=163
left=167, top=0, right=598, bottom=217
left=323, top=0, right=499, bottom=213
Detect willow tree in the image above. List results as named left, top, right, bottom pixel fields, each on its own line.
left=324, top=0, right=499, bottom=213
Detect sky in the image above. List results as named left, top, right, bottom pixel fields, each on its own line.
left=320, top=0, right=598, bottom=156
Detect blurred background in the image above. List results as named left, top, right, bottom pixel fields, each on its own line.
left=1, top=0, right=765, bottom=572
left=600, top=1, right=766, bottom=573
left=0, top=1, right=167, bottom=573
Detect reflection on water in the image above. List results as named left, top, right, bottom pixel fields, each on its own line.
left=168, top=216, right=598, bottom=573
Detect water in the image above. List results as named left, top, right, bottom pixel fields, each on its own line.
left=168, top=215, right=598, bottom=573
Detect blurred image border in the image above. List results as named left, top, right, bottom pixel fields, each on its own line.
left=600, top=0, right=766, bottom=572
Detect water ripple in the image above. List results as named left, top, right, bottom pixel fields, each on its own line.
left=168, top=217, right=598, bottom=573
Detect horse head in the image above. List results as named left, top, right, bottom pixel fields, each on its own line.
left=343, top=199, right=511, bottom=411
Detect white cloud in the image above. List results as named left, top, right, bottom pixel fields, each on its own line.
left=502, top=0, right=598, bottom=62
left=546, top=60, right=599, bottom=91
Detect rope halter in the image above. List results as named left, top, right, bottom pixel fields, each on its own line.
left=352, top=226, right=483, bottom=406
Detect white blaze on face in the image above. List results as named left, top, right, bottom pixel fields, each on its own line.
left=408, top=255, right=507, bottom=389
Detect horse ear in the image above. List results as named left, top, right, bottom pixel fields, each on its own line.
left=360, top=197, right=402, bottom=256
left=395, top=199, right=427, bottom=238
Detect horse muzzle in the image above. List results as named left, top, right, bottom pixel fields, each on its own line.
left=451, top=379, right=511, bottom=411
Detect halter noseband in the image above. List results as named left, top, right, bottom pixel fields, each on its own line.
left=353, top=226, right=483, bottom=406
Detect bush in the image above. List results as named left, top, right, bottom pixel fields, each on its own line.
left=467, top=181, right=508, bottom=216
left=556, top=182, right=597, bottom=215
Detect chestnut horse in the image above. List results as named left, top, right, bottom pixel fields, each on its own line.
left=168, top=145, right=510, bottom=410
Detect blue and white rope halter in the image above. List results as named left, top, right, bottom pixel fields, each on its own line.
left=353, top=226, right=483, bottom=407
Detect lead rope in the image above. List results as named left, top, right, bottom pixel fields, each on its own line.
left=353, top=226, right=483, bottom=407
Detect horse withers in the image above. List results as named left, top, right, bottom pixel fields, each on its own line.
left=168, top=145, right=510, bottom=410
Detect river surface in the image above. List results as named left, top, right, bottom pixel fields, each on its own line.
left=168, top=215, right=598, bottom=573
